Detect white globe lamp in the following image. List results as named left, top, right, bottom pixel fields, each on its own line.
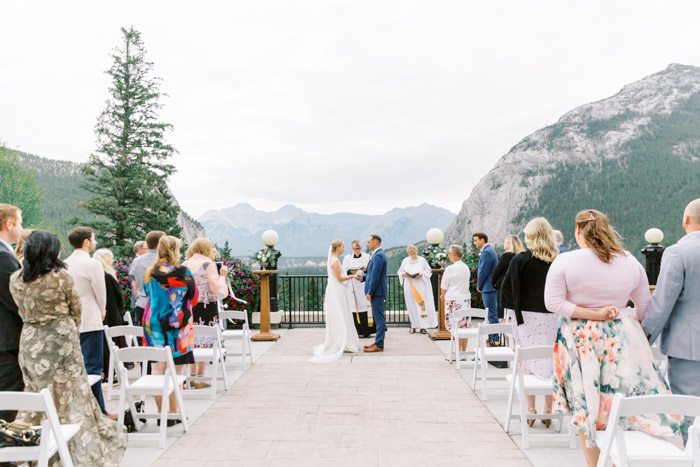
left=426, top=228, right=444, bottom=246
left=644, top=228, right=664, bottom=245
left=262, top=229, right=279, bottom=247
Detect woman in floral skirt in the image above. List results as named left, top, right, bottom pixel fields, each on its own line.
left=544, top=209, right=682, bottom=467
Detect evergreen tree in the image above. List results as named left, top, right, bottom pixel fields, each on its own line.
left=221, top=240, right=233, bottom=261
left=0, top=146, right=43, bottom=226
left=77, top=26, right=181, bottom=255
left=306, top=278, right=322, bottom=311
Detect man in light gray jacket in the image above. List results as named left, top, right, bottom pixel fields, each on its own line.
left=642, top=198, right=700, bottom=397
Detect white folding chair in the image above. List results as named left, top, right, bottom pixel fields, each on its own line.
left=596, top=393, right=700, bottom=467
left=185, top=325, right=229, bottom=400
left=114, top=345, right=189, bottom=448
left=471, top=322, right=515, bottom=400
left=219, top=287, right=253, bottom=369
left=449, top=307, right=487, bottom=369
left=0, top=389, right=79, bottom=467
left=104, top=324, right=145, bottom=400
left=504, top=345, right=576, bottom=449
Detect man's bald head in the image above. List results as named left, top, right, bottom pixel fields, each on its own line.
left=683, top=198, right=700, bottom=233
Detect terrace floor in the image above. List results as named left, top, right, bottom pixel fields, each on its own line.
left=111, top=328, right=586, bottom=467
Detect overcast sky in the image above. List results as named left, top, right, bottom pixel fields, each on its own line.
left=2, top=1, right=700, bottom=218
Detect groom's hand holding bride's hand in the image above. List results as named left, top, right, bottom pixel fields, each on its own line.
left=353, top=274, right=362, bottom=280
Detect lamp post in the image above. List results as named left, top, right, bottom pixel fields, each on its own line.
left=641, top=228, right=665, bottom=289
left=252, top=230, right=281, bottom=342
left=424, top=228, right=450, bottom=341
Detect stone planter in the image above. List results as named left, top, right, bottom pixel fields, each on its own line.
left=251, top=310, right=284, bottom=329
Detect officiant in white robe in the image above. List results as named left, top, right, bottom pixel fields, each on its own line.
left=397, top=245, right=437, bottom=333
left=342, top=240, right=373, bottom=338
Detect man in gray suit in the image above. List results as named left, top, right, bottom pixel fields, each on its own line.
left=643, top=198, right=700, bottom=397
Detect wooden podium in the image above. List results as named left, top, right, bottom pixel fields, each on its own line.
left=429, top=268, right=451, bottom=340
left=251, top=270, right=280, bottom=342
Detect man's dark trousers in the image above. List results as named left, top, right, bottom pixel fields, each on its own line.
left=371, top=296, right=386, bottom=349
left=0, top=349, right=24, bottom=421
left=80, top=330, right=106, bottom=414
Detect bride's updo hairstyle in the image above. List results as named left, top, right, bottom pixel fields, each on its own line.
left=575, top=209, right=625, bottom=263
left=331, top=239, right=344, bottom=253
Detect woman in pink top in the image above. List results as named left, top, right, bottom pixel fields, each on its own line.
left=544, top=209, right=682, bottom=467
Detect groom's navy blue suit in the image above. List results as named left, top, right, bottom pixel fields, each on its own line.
left=364, top=248, right=388, bottom=349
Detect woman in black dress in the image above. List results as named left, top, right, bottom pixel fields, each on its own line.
left=492, top=234, right=524, bottom=320
left=94, top=248, right=125, bottom=382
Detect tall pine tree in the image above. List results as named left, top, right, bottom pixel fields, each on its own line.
left=78, top=26, right=181, bottom=255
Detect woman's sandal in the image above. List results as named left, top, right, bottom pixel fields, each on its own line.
left=527, top=408, right=537, bottom=427
left=419, top=329, right=427, bottom=334
left=409, top=328, right=416, bottom=334
left=543, top=409, right=552, bottom=428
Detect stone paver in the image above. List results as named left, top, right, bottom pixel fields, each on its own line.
left=154, top=329, right=532, bottom=467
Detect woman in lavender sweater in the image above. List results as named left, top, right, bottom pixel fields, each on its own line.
left=544, top=209, right=682, bottom=467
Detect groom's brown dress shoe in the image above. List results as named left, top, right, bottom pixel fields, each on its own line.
left=363, top=345, right=384, bottom=353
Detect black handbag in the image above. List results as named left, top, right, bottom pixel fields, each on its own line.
left=0, top=419, right=41, bottom=447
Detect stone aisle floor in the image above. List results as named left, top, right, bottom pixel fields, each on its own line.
left=149, top=328, right=532, bottom=467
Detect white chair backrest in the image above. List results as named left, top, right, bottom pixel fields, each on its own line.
left=105, top=325, right=144, bottom=339
left=515, top=345, right=554, bottom=363
left=192, top=324, right=222, bottom=339
left=219, top=310, right=248, bottom=321
left=450, top=307, right=488, bottom=322
left=117, top=345, right=171, bottom=364
left=477, top=322, right=514, bottom=338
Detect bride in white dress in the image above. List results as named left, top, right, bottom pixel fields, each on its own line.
left=310, top=239, right=362, bottom=363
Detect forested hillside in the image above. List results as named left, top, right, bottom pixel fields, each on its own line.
left=516, top=91, right=700, bottom=256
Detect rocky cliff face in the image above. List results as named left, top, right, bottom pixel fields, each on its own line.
left=446, top=64, right=700, bottom=248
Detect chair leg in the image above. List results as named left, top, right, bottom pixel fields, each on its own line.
left=117, top=387, right=126, bottom=426
left=106, top=357, right=115, bottom=401
left=568, top=419, right=577, bottom=450
left=471, top=349, right=478, bottom=388
left=220, top=348, right=229, bottom=390
left=481, top=357, right=488, bottom=401
left=519, top=390, right=529, bottom=450
left=173, top=376, right=189, bottom=433
left=159, top=388, right=169, bottom=449
left=37, top=420, right=50, bottom=467
left=455, top=340, right=461, bottom=370
left=210, top=355, right=218, bottom=401
left=504, top=381, right=516, bottom=432
left=247, top=332, right=254, bottom=366
left=241, top=338, right=246, bottom=370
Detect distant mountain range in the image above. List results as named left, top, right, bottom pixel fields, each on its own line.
left=446, top=63, right=700, bottom=259
left=199, top=203, right=455, bottom=256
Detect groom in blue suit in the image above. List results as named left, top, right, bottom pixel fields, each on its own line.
left=363, top=234, right=387, bottom=352
left=474, top=232, right=499, bottom=345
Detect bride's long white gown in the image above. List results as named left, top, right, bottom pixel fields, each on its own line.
left=309, top=256, right=360, bottom=363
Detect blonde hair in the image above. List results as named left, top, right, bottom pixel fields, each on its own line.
left=0, top=204, right=21, bottom=231
left=189, top=237, right=214, bottom=258
left=406, top=244, right=418, bottom=254
left=523, top=217, right=558, bottom=263
left=504, top=234, right=524, bottom=255
left=331, top=239, right=344, bottom=253
left=14, top=229, right=34, bottom=262
left=93, top=248, right=117, bottom=278
left=157, top=235, right=183, bottom=267
left=575, top=209, right=625, bottom=263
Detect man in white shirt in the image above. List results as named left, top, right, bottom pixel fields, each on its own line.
left=64, top=226, right=108, bottom=413
left=342, top=240, right=372, bottom=338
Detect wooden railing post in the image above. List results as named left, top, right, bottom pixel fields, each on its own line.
left=251, top=270, right=280, bottom=341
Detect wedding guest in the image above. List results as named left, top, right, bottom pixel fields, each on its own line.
left=185, top=238, right=228, bottom=388
left=440, top=245, right=471, bottom=358
left=342, top=240, right=372, bottom=338
left=545, top=209, right=681, bottom=467
left=398, top=244, right=437, bottom=334
left=13, top=228, right=33, bottom=262
left=0, top=204, right=23, bottom=422
left=64, top=226, right=108, bottom=414
left=473, top=232, right=499, bottom=344
left=492, top=234, right=524, bottom=320
left=143, top=235, right=196, bottom=421
left=131, top=240, right=147, bottom=309
left=129, top=231, right=164, bottom=327
left=94, top=248, right=125, bottom=383
left=9, top=230, right=126, bottom=465
left=503, top=218, right=558, bottom=426
left=552, top=230, right=569, bottom=253
left=133, top=240, right=147, bottom=257
left=643, top=198, right=700, bottom=399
